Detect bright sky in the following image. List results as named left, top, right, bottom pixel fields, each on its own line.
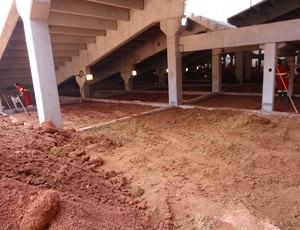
left=185, top=0, right=265, bottom=22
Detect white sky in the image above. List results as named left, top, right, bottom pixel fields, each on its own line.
left=185, top=0, right=265, bottom=22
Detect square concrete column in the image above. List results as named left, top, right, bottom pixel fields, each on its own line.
left=161, top=18, right=184, bottom=106
left=287, top=56, right=295, bottom=97
left=16, top=0, right=62, bottom=128
left=245, top=51, right=252, bottom=81
left=212, top=49, right=222, bottom=93
left=121, top=72, right=133, bottom=91
left=0, top=96, right=3, bottom=113
left=235, top=51, right=244, bottom=84
left=262, top=43, right=277, bottom=112
left=156, top=66, right=167, bottom=87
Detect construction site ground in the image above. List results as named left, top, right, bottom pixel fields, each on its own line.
left=1, top=92, right=300, bottom=230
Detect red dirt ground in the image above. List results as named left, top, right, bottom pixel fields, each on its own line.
left=1, top=98, right=300, bottom=230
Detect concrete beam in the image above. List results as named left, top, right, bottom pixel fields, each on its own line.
left=9, top=31, right=26, bottom=42
left=16, top=0, right=63, bottom=128
left=52, top=43, right=87, bottom=51
left=0, top=63, right=30, bottom=69
left=54, top=57, right=72, bottom=62
left=49, top=12, right=117, bottom=30
left=50, top=34, right=96, bottom=44
left=91, top=0, right=144, bottom=10
left=180, top=19, right=300, bottom=52
left=17, top=0, right=51, bottom=21
left=51, top=0, right=130, bottom=21
left=6, top=41, right=27, bottom=49
left=49, top=25, right=106, bottom=36
left=0, top=57, right=29, bottom=64
left=0, top=68, right=31, bottom=75
left=0, top=1, right=19, bottom=59
left=56, top=0, right=185, bottom=84
left=53, top=50, right=79, bottom=57
left=2, top=49, right=28, bottom=57
left=54, top=62, right=65, bottom=67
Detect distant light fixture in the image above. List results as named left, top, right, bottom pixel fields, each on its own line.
left=86, top=74, right=93, bottom=81
left=78, top=70, right=93, bottom=80
left=185, top=67, right=189, bottom=72
left=132, top=70, right=137, bottom=76
left=166, top=68, right=168, bottom=73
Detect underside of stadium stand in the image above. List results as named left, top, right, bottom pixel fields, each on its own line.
left=0, top=0, right=300, bottom=127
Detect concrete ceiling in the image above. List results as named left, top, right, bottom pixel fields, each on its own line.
left=228, top=0, right=300, bottom=27
left=0, top=0, right=148, bottom=87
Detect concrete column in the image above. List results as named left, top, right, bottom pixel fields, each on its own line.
left=121, top=71, right=133, bottom=91
left=262, top=43, right=277, bottom=112
left=155, top=67, right=167, bottom=87
left=75, top=75, right=86, bottom=99
left=0, top=96, right=3, bottom=113
left=287, top=56, right=295, bottom=97
left=245, top=51, right=252, bottom=81
left=212, top=49, right=222, bottom=93
left=161, top=18, right=184, bottom=106
left=16, top=0, right=62, bottom=128
left=258, top=50, right=262, bottom=72
left=235, top=51, right=244, bottom=84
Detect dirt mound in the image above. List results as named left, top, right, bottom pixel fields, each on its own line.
left=227, top=113, right=271, bottom=128
left=0, top=114, right=158, bottom=229
left=2, top=101, right=300, bottom=230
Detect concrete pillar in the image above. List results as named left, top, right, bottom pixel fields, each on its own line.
left=0, top=96, right=3, bottom=113
left=287, top=56, right=295, bottom=97
left=258, top=50, right=262, bottom=72
left=245, top=51, right=252, bottom=81
left=161, top=18, right=184, bottom=106
left=235, top=51, right=244, bottom=84
left=262, top=43, right=277, bottom=112
left=76, top=75, right=86, bottom=99
left=121, top=71, right=133, bottom=91
left=212, top=49, right=222, bottom=93
left=16, top=0, right=62, bottom=128
left=155, top=67, right=167, bottom=87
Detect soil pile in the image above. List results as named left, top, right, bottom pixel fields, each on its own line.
left=0, top=114, right=158, bottom=230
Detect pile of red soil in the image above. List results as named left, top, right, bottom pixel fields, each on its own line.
left=0, top=114, right=159, bottom=229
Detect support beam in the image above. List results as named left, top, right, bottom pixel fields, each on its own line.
left=53, top=50, right=79, bottom=57
left=90, top=0, right=144, bottom=10
left=49, top=12, right=117, bottom=30
left=180, top=19, right=300, bottom=52
left=51, top=34, right=96, bottom=44
left=49, top=25, right=106, bottom=37
left=52, top=43, right=87, bottom=51
left=16, top=0, right=62, bottom=128
left=51, top=0, right=130, bottom=21
left=262, top=43, right=277, bottom=112
left=6, top=41, right=27, bottom=50
left=0, top=1, right=19, bottom=59
left=161, top=17, right=184, bottom=106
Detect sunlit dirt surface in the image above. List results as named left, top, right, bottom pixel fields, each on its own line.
left=1, top=99, right=300, bottom=230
